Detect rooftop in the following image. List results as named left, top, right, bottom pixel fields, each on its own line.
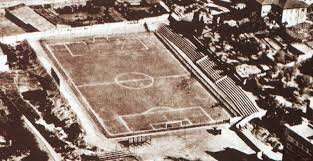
left=257, top=0, right=309, bottom=9
left=235, top=64, right=262, bottom=78
left=286, top=120, right=313, bottom=143
left=6, top=4, right=55, bottom=31
left=291, top=43, right=313, bottom=54
left=281, top=0, right=309, bottom=9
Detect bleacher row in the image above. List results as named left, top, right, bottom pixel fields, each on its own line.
left=97, top=150, right=134, bottom=161
left=156, top=24, right=259, bottom=117
left=197, top=56, right=224, bottom=82
left=216, top=77, right=259, bottom=116
left=156, top=24, right=204, bottom=62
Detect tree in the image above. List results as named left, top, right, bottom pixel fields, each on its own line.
left=300, top=56, right=313, bottom=76
left=295, top=74, right=312, bottom=89
left=64, top=123, right=82, bottom=143
left=21, top=150, right=49, bottom=161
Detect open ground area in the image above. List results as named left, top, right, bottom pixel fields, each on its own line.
left=131, top=124, right=256, bottom=161
left=42, top=32, right=230, bottom=136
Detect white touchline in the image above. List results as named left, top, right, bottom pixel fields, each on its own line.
left=77, top=81, right=116, bottom=88
left=156, top=73, right=190, bottom=79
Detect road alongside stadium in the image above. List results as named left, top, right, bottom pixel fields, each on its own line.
left=22, top=115, right=62, bottom=161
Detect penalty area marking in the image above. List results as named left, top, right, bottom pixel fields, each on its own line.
left=142, top=106, right=174, bottom=114
left=136, top=38, right=149, bottom=50
left=199, top=107, right=214, bottom=122
left=64, top=44, right=75, bottom=56
left=118, top=116, right=132, bottom=132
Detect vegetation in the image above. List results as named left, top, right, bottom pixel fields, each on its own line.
left=36, top=0, right=168, bottom=27
left=286, top=22, right=313, bottom=41
left=260, top=107, right=303, bottom=139
left=1, top=41, right=87, bottom=160
left=299, top=56, right=313, bottom=76
left=0, top=91, right=48, bottom=161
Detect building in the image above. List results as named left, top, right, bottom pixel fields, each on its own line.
left=253, top=0, right=275, bottom=17
left=307, top=98, right=313, bottom=122
left=117, top=0, right=142, bottom=5
left=280, top=0, right=309, bottom=27
left=234, top=62, right=271, bottom=85
left=283, top=120, right=313, bottom=161
left=5, top=4, right=55, bottom=32
left=235, top=64, right=263, bottom=84
left=144, top=0, right=161, bottom=4
left=251, top=0, right=309, bottom=27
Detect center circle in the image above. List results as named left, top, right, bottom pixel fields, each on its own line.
left=114, top=72, right=154, bottom=90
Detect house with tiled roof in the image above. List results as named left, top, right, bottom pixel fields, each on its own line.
left=250, top=0, right=309, bottom=27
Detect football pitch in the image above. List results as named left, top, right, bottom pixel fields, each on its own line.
left=43, top=32, right=230, bottom=136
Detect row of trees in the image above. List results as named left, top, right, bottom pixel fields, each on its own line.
left=0, top=91, right=49, bottom=161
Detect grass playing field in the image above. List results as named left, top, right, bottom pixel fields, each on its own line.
left=43, top=32, right=230, bottom=136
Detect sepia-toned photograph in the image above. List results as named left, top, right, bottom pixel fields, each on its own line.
left=0, top=0, right=312, bottom=161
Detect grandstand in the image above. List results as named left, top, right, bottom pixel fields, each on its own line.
left=156, top=24, right=259, bottom=117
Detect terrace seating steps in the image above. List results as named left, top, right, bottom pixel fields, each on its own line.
left=216, top=77, right=258, bottom=116
left=156, top=24, right=259, bottom=117
left=157, top=25, right=204, bottom=62
left=196, top=56, right=224, bottom=82
left=97, top=150, right=134, bottom=161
